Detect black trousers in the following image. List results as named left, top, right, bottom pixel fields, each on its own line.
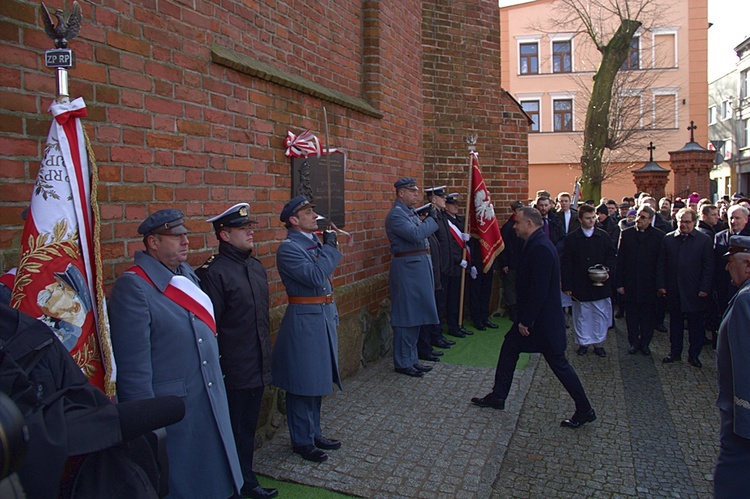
left=624, top=302, right=656, bottom=348
left=226, top=386, right=264, bottom=489
left=469, top=268, right=494, bottom=325
left=491, top=327, right=591, bottom=413
left=443, top=274, right=463, bottom=332
left=669, top=309, right=705, bottom=359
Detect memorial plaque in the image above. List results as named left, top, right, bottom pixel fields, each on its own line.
left=291, top=151, right=346, bottom=227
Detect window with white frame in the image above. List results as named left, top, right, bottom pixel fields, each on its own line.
left=652, top=89, right=678, bottom=129
left=708, top=106, right=717, bottom=125
left=741, top=119, right=750, bottom=149
left=652, top=28, right=678, bottom=68
left=519, top=42, right=539, bottom=75
left=553, top=99, right=573, bottom=131
left=741, top=69, right=749, bottom=101
left=552, top=40, right=572, bottom=73
left=521, top=100, right=540, bottom=132
left=622, top=37, right=640, bottom=70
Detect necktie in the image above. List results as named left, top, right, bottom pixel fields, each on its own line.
left=543, top=217, right=550, bottom=238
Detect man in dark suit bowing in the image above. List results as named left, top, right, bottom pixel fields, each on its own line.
left=471, top=207, right=596, bottom=428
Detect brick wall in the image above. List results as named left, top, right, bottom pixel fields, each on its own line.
left=0, top=0, right=527, bottom=332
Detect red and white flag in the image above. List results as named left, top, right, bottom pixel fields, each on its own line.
left=11, top=98, right=115, bottom=396
left=468, top=152, right=504, bottom=273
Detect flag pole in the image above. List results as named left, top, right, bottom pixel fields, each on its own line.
left=458, top=134, right=477, bottom=328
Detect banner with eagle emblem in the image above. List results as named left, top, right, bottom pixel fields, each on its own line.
left=11, top=97, right=115, bottom=396
left=468, top=152, right=504, bottom=273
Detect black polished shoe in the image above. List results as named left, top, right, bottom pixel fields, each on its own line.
left=576, top=346, right=588, bottom=356
left=314, top=436, right=342, bottom=450
left=447, top=330, right=466, bottom=338
left=594, top=347, right=606, bottom=357
left=615, top=309, right=624, bottom=319
left=418, top=353, right=440, bottom=362
left=473, top=322, right=487, bottom=331
left=459, top=327, right=474, bottom=335
left=561, top=408, right=597, bottom=428
left=413, top=363, right=433, bottom=372
left=627, top=344, right=638, bottom=355
left=432, top=338, right=454, bottom=348
left=688, top=356, right=702, bottom=368
left=395, top=366, right=424, bottom=377
left=655, top=323, right=667, bottom=332
left=640, top=345, right=651, bottom=356
left=293, top=444, right=328, bottom=462
left=662, top=353, right=681, bottom=363
left=430, top=349, right=444, bottom=357
left=242, top=486, right=279, bottom=499
left=470, top=393, right=505, bottom=410
left=484, top=320, right=499, bottom=329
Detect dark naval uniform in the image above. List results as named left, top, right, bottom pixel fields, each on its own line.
left=196, top=202, right=274, bottom=498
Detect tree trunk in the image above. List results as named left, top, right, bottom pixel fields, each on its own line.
left=580, top=19, right=641, bottom=200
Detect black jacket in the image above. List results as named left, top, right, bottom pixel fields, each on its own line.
left=499, top=215, right=523, bottom=270
left=597, top=215, right=620, bottom=248
left=561, top=227, right=617, bottom=302
left=196, top=241, right=272, bottom=390
left=615, top=225, right=665, bottom=303
left=714, top=225, right=750, bottom=312
left=443, top=213, right=467, bottom=277
left=656, top=229, right=714, bottom=312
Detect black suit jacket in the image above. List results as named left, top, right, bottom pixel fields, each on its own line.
left=615, top=226, right=665, bottom=304
left=656, top=229, right=714, bottom=312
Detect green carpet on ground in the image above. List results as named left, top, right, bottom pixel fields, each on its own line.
left=257, top=476, right=356, bottom=498
left=438, top=317, right=529, bottom=370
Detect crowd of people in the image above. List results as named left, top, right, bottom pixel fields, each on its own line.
left=3, top=182, right=750, bottom=498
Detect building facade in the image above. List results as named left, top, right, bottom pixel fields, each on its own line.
left=500, top=0, right=709, bottom=202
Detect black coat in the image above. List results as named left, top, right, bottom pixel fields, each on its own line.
left=561, top=227, right=617, bottom=302
left=656, top=229, right=714, bottom=312
left=514, top=228, right=567, bottom=355
left=714, top=225, right=750, bottom=311
left=499, top=215, right=523, bottom=270
left=615, top=225, right=665, bottom=304
left=597, top=215, right=620, bottom=248
left=433, top=210, right=452, bottom=275
left=559, top=209, right=581, bottom=235
left=542, top=211, right=566, bottom=255
left=196, top=241, right=272, bottom=390
left=654, top=213, right=672, bottom=233
left=443, top=213, right=467, bottom=277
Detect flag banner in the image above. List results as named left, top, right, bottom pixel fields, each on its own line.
left=572, top=177, right=581, bottom=206
left=12, top=97, right=115, bottom=396
left=468, top=152, right=504, bottom=273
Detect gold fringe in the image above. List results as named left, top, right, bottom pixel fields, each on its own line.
left=82, top=124, right=117, bottom=398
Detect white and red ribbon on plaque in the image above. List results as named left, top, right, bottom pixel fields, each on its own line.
left=284, top=129, right=322, bottom=158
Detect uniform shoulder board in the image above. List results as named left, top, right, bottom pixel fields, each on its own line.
left=199, top=254, right=217, bottom=269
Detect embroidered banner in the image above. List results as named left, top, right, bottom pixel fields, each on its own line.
left=468, top=152, right=504, bottom=273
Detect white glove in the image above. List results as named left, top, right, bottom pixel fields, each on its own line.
left=461, top=233, right=471, bottom=242
left=470, top=266, right=478, bottom=279
left=460, top=260, right=468, bottom=269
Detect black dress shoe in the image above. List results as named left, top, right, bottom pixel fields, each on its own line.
left=432, top=338, right=453, bottom=348
left=615, top=309, right=624, bottom=319
left=447, top=330, right=466, bottom=338
left=418, top=354, right=440, bottom=362
left=655, top=324, right=667, bottom=332
left=314, top=436, right=342, bottom=450
left=430, top=349, right=444, bottom=357
left=576, top=346, right=588, bottom=356
left=413, top=363, right=433, bottom=372
left=688, top=356, right=702, bottom=368
left=594, top=347, right=606, bottom=357
left=459, top=327, right=474, bottom=335
left=662, top=353, right=681, bottom=363
left=484, top=321, right=499, bottom=329
left=395, top=366, right=424, bottom=377
left=473, top=322, right=487, bottom=331
left=470, top=393, right=505, bottom=410
left=640, top=345, right=651, bottom=356
left=627, top=344, right=638, bottom=355
left=242, top=485, right=279, bottom=499
left=293, top=444, right=328, bottom=462
left=561, top=408, right=597, bottom=428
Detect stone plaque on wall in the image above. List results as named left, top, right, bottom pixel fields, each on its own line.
left=291, top=151, right=346, bottom=228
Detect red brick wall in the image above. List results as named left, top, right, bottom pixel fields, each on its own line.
left=0, top=0, right=527, bottom=316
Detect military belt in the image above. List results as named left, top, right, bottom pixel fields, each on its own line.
left=287, top=295, right=334, bottom=304
left=393, top=249, right=430, bottom=258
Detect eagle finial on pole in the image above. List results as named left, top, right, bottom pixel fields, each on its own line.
left=41, top=1, right=82, bottom=49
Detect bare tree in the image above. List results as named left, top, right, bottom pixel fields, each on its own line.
left=537, top=0, right=663, bottom=200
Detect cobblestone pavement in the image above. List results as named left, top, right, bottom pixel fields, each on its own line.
left=255, top=318, right=720, bottom=498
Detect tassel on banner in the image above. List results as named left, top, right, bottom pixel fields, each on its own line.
left=284, top=129, right=322, bottom=158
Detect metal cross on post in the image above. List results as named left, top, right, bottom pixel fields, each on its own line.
left=687, top=120, right=697, bottom=143
left=647, top=141, right=656, bottom=162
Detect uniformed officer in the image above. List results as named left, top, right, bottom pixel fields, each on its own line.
left=443, top=193, right=474, bottom=337
left=196, top=203, right=277, bottom=499
left=272, top=196, right=343, bottom=463
left=108, top=209, right=243, bottom=498
left=386, top=178, right=440, bottom=377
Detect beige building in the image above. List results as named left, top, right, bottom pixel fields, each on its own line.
left=500, top=0, right=709, bottom=202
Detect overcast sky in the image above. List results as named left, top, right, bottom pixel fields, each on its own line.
left=708, top=0, right=750, bottom=82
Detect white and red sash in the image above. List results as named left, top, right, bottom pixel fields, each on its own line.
left=127, top=265, right=217, bottom=335
left=447, top=219, right=471, bottom=258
